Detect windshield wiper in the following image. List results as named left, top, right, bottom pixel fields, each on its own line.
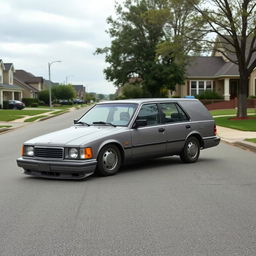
left=92, top=121, right=116, bottom=127
left=75, top=121, right=90, bottom=126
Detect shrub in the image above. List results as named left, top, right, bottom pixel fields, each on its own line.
left=22, top=98, right=39, bottom=107
left=3, top=101, right=9, bottom=109
left=196, top=91, right=224, bottom=100
left=31, top=103, right=39, bottom=107
left=122, top=83, right=149, bottom=99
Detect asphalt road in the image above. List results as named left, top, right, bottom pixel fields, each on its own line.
left=0, top=107, right=256, bottom=256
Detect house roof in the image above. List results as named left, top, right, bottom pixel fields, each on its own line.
left=14, top=77, right=39, bottom=92
left=186, top=56, right=240, bottom=78
left=0, top=60, right=5, bottom=70
left=0, top=84, right=23, bottom=90
left=15, top=70, right=43, bottom=84
left=4, top=63, right=14, bottom=71
left=213, top=35, right=256, bottom=65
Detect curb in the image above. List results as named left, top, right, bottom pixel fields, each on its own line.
left=233, top=141, right=256, bottom=153
left=39, top=111, right=69, bottom=121
left=0, top=128, right=10, bottom=134
left=221, top=138, right=256, bottom=153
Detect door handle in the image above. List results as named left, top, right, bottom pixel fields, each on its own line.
left=186, top=125, right=191, bottom=129
left=158, top=128, right=165, bottom=133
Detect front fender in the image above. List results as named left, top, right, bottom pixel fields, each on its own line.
left=97, top=139, right=125, bottom=157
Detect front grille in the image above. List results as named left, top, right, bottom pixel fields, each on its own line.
left=34, top=147, right=64, bottom=159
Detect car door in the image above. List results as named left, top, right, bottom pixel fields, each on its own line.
left=131, top=103, right=166, bottom=159
left=159, top=102, right=191, bottom=155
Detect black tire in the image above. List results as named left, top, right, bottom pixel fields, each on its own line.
left=180, top=136, right=200, bottom=163
left=96, top=144, right=122, bottom=176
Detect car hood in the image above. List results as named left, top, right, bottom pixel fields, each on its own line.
left=25, top=125, right=127, bottom=147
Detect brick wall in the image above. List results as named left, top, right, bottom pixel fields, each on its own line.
left=201, top=98, right=256, bottom=110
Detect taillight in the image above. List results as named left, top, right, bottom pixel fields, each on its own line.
left=214, top=124, right=217, bottom=136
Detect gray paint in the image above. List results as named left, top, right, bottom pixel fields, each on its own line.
left=17, top=99, right=220, bottom=179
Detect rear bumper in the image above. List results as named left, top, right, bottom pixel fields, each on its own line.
left=16, top=157, right=97, bottom=179
left=203, top=136, right=221, bottom=149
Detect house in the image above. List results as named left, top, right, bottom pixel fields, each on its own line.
left=0, top=60, right=23, bottom=108
left=14, top=70, right=50, bottom=98
left=175, top=36, right=256, bottom=100
left=73, top=85, right=86, bottom=99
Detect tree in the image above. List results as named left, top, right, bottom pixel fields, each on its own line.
left=52, top=84, right=75, bottom=100
left=156, top=0, right=206, bottom=63
left=38, top=90, right=52, bottom=105
left=96, top=0, right=185, bottom=97
left=190, top=0, right=256, bottom=118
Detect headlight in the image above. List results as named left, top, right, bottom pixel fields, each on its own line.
left=23, top=145, right=34, bottom=157
left=69, top=148, right=79, bottom=159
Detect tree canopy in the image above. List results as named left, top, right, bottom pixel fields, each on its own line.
left=96, top=0, right=187, bottom=97
left=190, top=0, right=256, bottom=117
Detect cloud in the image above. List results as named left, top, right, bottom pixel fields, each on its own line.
left=0, top=0, right=117, bottom=94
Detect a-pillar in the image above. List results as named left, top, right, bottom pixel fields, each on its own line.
left=224, top=78, right=230, bottom=101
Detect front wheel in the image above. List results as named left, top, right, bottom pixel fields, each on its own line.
left=180, top=137, right=200, bottom=163
left=96, top=144, right=122, bottom=176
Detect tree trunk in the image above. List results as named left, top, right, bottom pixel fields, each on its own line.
left=237, top=72, right=248, bottom=118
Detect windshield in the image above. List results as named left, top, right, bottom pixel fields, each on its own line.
left=79, top=103, right=138, bottom=127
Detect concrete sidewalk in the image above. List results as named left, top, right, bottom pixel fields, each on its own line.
left=217, top=126, right=256, bottom=152
left=0, top=107, right=77, bottom=134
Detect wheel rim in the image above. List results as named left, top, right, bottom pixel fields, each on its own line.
left=187, top=141, right=199, bottom=159
left=102, top=148, right=118, bottom=172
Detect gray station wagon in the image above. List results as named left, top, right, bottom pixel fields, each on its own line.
left=17, top=98, right=220, bottom=179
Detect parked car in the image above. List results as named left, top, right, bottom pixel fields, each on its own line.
left=58, top=99, right=72, bottom=105
left=17, top=98, right=220, bottom=179
left=73, top=98, right=85, bottom=104
left=8, top=100, right=25, bottom=110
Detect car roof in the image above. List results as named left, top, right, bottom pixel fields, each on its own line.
left=97, top=98, right=199, bottom=105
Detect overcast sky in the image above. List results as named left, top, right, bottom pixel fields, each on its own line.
left=0, top=0, right=117, bottom=94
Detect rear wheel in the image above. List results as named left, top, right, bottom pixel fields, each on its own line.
left=180, top=136, right=200, bottom=163
left=96, top=144, right=122, bottom=176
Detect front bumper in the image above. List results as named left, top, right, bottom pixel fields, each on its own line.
left=203, top=136, right=221, bottom=149
left=16, top=157, right=97, bottom=180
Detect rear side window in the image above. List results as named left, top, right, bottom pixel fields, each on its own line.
left=137, top=104, right=160, bottom=126
left=160, top=103, right=189, bottom=123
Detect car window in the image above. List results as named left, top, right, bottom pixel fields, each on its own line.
left=79, top=103, right=137, bottom=126
left=137, top=104, right=160, bottom=126
left=160, top=103, right=189, bottom=123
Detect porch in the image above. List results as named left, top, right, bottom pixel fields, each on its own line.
left=0, top=86, right=23, bottom=108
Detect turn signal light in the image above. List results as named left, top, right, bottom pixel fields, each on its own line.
left=80, top=148, right=93, bottom=159
left=214, top=124, right=217, bottom=136
left=21, top=145, right=24, bottom=156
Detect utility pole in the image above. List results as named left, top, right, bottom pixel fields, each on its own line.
left=48, top=60, right=61, bottom=108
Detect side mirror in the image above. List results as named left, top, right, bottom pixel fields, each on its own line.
left=74, top=119, right=78, bottom=124
left=133, top=119, right=147, bottom=129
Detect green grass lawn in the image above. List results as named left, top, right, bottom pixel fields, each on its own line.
left=0, top=125, right=12, bottom=128
left=214, top=115, right=256, bottom=131
left=24, top=115, right=48, bottom=122
left=245, top=138, right=256, bottom=144
left=210, top=108, right=256, bottom=116
left=0, top=110, right=50, bottom=121
left=51, top=110, right=68, bottom=115
left=37, top=105, right=74, bottom=110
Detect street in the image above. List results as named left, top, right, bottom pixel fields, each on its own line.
left=0, top=107, right=256, bottom=256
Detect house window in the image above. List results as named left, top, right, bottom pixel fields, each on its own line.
left=190, top=80, right=213, bottom=96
